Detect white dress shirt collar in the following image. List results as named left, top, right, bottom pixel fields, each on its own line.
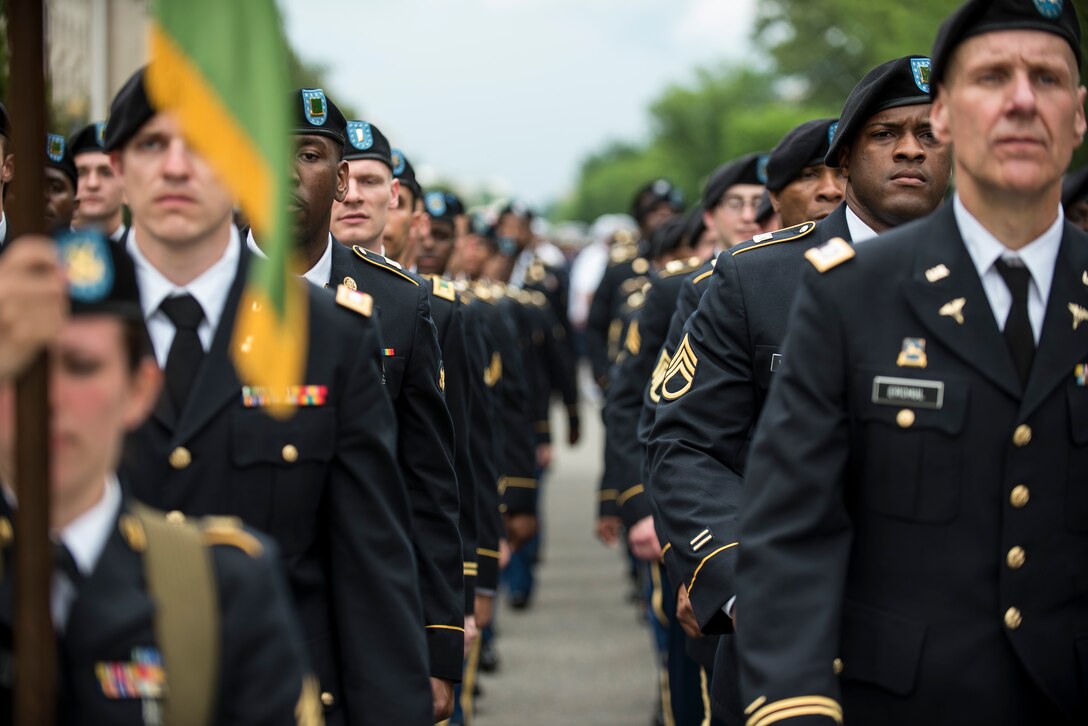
left=58, top=474, right=122, bottom=577
left=127, top=226, right=241, bottom=365
left=954, top=193, right=1063, bottom=342
left=844, top=205, right=879, bottom=244
left=248, top=228, right=333, bottom=288
left=0, top=212, right=7, bottom=243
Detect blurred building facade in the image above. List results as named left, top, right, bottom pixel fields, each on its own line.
left=47, top=0, right=147, bottom=127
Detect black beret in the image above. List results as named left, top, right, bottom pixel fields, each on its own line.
left=500, top=199, right=532, bottom=221
left=424, top=190, right=455, bottom=223
left=291, top=88, right=346, bottom=146
left=755, top=189, right=776, bottom=225
left=681, top=204, right=707, bottom=246
left=46, top=133, right=77, bottom=190
left=445, top=192, right=466, bottom=217
left=825, top=56, right=933, bottom=168
left=0, top=103, right=10, bottom=139
left=57, top=229, right=144, bottom=323
left=931, top=0, right=1081, bottom=94
left=69, top=122, right=107, bottom=157
left=104, top=68, right=154, bottom=152
left=648, top=216, right=687, bottom=260
left=1063, top=165, right=1088, bottom=207
left=391, top=148, right=422, bottom=201
left=343, top=120, right=392, bottom=169
left=702, top=153, right=766, bottom=209
left=633, top=178, right=684, bottom=221
left=766, top=118, right=838, bottom=191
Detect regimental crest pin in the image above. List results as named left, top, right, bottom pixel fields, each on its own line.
left=58, top=230, right=113, bottom=303
left=391, top=147, right=406, bottom=176
left=804, top=237, right=854, bottom=273
left=1070, top=302, right=1088, bottom=331
left=925, top=264, right=950, bottom=282
left=346, top=121, right=373, bottom=151
left=828, top=121, right=839, bottom=147
left=1075, top=363, right=1087, bottom=387
left=46, top=133, right=65, bottom=162
left=661, top=334, right=698, bottom=401
left=301, top=89, right=328, bottom=127
left=425, top=190, right=447, bottom=217
left=1034, top=0, right=1062, bottom=20
left=910, top=58, right=932, bottom=94
left=939, top=297, right=966, bottom=325
left=897, top=337, right=928, bottom=368
left=94, top=121, right=106, bottom=148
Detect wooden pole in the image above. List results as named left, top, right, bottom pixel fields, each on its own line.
left=8, top=1, right=55, bottom=724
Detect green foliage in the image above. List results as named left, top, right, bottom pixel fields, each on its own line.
left=557, top=0, right=1088, bottom=222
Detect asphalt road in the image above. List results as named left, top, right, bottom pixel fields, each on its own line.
left=473, top=407, right=659, bottom=726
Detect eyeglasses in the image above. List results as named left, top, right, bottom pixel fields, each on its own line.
left=720, top=197, right=763, bottom=212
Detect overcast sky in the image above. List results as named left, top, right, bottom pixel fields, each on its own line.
left=278, top=0, right=759, bottom=207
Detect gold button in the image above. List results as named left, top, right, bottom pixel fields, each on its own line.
left=1012, top=424, right=1032, bottom=447
left=1004, top=606, right=1022, bottom=630
left=832, top=658, right=844, bottom=675
left=896, top=409, right=916, bottom=428
left=1006, top=546, right=1026, bottom=570
left=281, top=444, right=299, bottom=463
left=1010, top=485, right=1030, bottom=509
left=165, top=510, right=186, bottom=525
left=169, top=446, right=192, bottom=470
left=320, top=691, right=334, bottom=707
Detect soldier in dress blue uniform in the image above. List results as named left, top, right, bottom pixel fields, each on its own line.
left=646, top=55, right=953, bottom=723
left=0, top=233, right=319, bottom=724
left=735, top=1, right=1088, bottom=723
left=248, top=92, right=464, bottom=722
left=105, top=70, right=431, bottom=725
left=69, top=122, right=127, bottom=241
left=44, top=132, right=77, bottom=231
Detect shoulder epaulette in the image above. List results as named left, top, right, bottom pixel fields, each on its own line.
left=336, top=284, right=374, bottom=317
left=660, top=255, right=703, bottom=278
left=530, top=291, right=547, bottom=307
left=804, top=237, right=855, bottom=273
left=430, top=276, right=457, bottom=302
left=732, top=221, right=817, bottom=257
left=200, top=516, right=264, bottom=558
left=631, top=257, right=650, bottom=275
left=352, top=245, right=419, bottom=286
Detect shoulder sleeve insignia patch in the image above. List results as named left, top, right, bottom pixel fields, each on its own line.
left=432, top=276, right=457, bottom=302
left=335, top=284, right=374, bottom=317
left=661, top=334, right=698, bottom=401
left=648, top=348, right=673, bottom=403
left=804, top=237, right=855, bottom=273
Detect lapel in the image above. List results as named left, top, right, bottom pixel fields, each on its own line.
left=167, top=249, right=250, bottom=446
left=64, top=505, right=154, bottom=658
left=816, top=203, right=851, bottom=244
left=328, top=235, right=353, bottom=289
left=901, top=205, right=1022, bottom=400
left=1019, top=224, right=1088, bottom=419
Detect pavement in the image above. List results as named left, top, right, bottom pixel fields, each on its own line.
left=474, top=407, right=659, bottom=726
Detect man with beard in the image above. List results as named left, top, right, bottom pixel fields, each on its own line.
left=108, top=72, right=430, bottom=725
left=647, top=55, right=951, bottom=722
left=248, top=98, right=463, bottom=723
left=737, top=0, right=1088, bottom=721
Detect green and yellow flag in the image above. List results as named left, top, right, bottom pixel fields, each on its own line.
left=145, top=0, right=305, bottom=418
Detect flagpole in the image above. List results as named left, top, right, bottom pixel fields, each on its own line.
left=8, top=0, right=57, bottom=724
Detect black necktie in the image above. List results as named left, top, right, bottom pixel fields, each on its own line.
left=995, top=259, right=1035, bottom=386
left=160, top=294, right=206, bottom=412
left=54, top=541, right=81, bottom=584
